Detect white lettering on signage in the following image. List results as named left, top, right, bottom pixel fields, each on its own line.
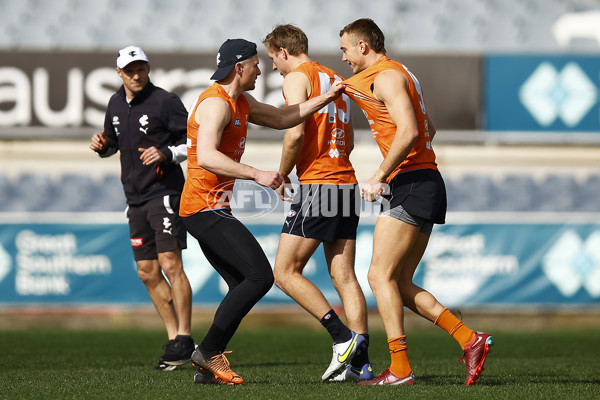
left=13, top=230, right=111, bottom=296
left=0, top=66, right=279, bottom=128
left=420, top=232, right=520, bottom=306
left=33, top=68, right=84, bottom=126
left=0, top=67, right=31, bottom=125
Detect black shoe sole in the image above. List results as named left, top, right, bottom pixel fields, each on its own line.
left=163, top=358, right=191, bottom=366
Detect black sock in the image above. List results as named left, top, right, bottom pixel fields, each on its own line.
left=320, top=309, right=352, bottom=343
left=350, top=333, right=370, bottom=368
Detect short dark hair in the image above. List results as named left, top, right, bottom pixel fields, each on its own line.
left=339, top=18, right=386, bottom=53
left=263, top=24, right=309, bottom=56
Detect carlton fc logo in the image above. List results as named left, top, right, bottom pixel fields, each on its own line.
left=233, top=118, right=241, bottom=127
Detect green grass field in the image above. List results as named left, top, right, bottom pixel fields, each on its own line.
left=2, top=327, right=599, bottom=399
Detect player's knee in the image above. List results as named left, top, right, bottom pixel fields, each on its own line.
left=273, top=276, right=284, bottom=291
left=366, top=267, right=384, bottom=291
left=137, top=267, right=161, bottom=285
left=273, top=262, right=303, bottom=291
left=366, top=275, right=377, bottom=292
left=160, top=261, right=183, bottom=280
left=273, top=267, right=288, bottom=290
left=330, top=268, right=355, bottom=287
left=247, top=273, right=274, bottom=299
left=158, top=253, right=183, bottom=279
left=264, top=273, right=275, bottom=293
left=263, top=267, right=276, bottom=291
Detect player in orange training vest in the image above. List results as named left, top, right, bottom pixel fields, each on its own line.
left=339, top=19, right=493, bottom=386
left=263, top=24, right=372, bottom=382
left=181, top=38, right=345, bottom=385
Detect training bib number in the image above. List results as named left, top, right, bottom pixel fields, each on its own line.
left=403, top=65, right=427, bottom=116
left=317, top=72, right=351, bottom=124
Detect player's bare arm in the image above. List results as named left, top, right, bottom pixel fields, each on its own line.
left=195, top=97, right=283, bottom=189
left=362, top=70, right=418, bottom=201
left=277, top=71, right=311, bottom=200
left=244, top=80, right=344, bottom=129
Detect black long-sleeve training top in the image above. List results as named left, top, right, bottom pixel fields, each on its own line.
left=100, top=81, right=188, bottom=206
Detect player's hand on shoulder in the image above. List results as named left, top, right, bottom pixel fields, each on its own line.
left=326, top=80, right=346, bottom=100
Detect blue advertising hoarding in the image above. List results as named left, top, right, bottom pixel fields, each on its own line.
left=485, top=55, right=600, bottom=132
left=1, top=216, right=599, bottom=308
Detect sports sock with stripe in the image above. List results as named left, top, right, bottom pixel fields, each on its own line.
left=320, top=309, right=352, bottom=343
left=388, top=335, right=412, bottom=378
left=434, top=308, right=476, bottom=349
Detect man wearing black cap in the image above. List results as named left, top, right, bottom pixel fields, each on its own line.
left=90, top=46, right=195, bottom=371
left=181, top=38, right=345, bottom=385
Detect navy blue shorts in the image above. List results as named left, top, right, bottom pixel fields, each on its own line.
left=380, top=169, right=447, bottom=225
left=126, top=195, right=187, bottom=261
left=282, top=184, right=360, bottom=242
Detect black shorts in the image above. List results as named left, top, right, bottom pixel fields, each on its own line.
left=126, top=195, right=187, bottom=261
left=282, top=184, right=360, bottom=242
left=381, top=169, right=447, bottom=225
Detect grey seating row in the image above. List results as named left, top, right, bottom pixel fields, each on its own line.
left=0, top=0, right=597, bottom=53
left=1, top=172, right=598, bottom=213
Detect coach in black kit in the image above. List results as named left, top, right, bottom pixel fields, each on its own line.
left=90, top=46, right=195, bottom=370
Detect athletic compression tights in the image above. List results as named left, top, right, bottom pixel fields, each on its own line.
left=183, top=210, right=274, bottom=353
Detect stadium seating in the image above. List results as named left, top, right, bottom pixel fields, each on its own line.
left=2, top=173, right=54, bottom=212
left=446, top=174, right=498, bottom=212
left=44, top=174, right=101, bottom=212
left=573, top=173, right=600, bottom=212
left=443, top=175, right=472, bottom=212
left=85, top=175, right=128, bottom=212
left=491, top=174, right=537, bottom=212
left=536, top=174, right=578, bottom=212
left=0, top=171, right=597, bottom=213
left=0, top=173, right=15, bottom=208
left=1, top=0, right=598, bottom=52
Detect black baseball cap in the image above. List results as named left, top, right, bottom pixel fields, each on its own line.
left=211, top=39, right=258, bottom=81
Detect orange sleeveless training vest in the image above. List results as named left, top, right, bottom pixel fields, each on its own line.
left=180, top=83, right=250, bottom=215
left=288, top=62, right=357, bottom=185
left=343, top=56, right=437, bottom=182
